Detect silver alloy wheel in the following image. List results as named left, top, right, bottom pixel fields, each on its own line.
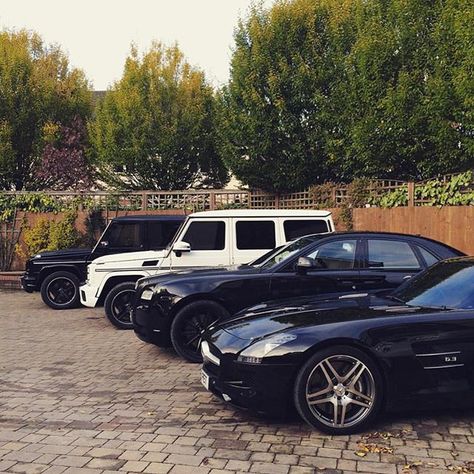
left=305, top=354, right=375, bottom=428
left=46, top=277, right=77, bottom=306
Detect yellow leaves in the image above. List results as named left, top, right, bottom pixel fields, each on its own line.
left=447, top=461, right=474, bottom=474
left=361, top=429, right=411, bottom=441
left=355, top=430, right=410, bottom=458
left=355, top=442, right=394, bottom=457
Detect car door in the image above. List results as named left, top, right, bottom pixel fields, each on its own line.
left=358, top=238, right=423, bottom=291
left=269, top=237, right=363, bottom=299
left=169, top=219, right=231, bottom=268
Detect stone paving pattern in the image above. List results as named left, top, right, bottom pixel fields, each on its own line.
left=1, top=290, right=474, bottom=474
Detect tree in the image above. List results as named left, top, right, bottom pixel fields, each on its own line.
left=337, top=0, right=474, bottom=180
left=219, top=0, right=474, bottom=191
left=88, top=42, right=228, bottom=190
left=0, top=30, right=92, bottom=190
left=37, top=117, right=92, bottom=190
left=218, top=0, right=347, bottom=193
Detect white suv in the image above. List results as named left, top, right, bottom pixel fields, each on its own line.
left=79, top=209, right=334, bottom=327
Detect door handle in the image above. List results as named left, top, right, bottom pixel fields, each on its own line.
left=403, top=275, right=412, bottom=280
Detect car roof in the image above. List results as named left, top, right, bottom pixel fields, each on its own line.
left=297, top=231, right=464, bottom=258
left=188, top=209, right=332, bottom=218
left=111, top=215, right=185, bottom=222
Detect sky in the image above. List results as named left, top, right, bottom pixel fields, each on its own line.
left=0, top=0, right=274, bottom=90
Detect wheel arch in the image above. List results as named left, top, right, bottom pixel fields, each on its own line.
left=169, top=293, right=230, bottom=319
left=39, top=265, right=83, bottom=286
left=98, top=274, right=143, bottom=305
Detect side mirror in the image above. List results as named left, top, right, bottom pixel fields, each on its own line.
left=172, top=241, right=191, bottom=256
left=100, top=240, right=109, bottom=248
left=296, top=256, right=317, bottom=273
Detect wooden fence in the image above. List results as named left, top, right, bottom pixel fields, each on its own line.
left=4, top=174, right=471, bottom=210
left=353, top=206, right=474, bottom=256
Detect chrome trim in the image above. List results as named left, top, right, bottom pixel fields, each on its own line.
left=424, top=364, right=464, bottom=370
left=96, top=267, right=159, bottom=272
left=95, top=265, right=212, bottom=272
left=339, top=293, right=368, bottom=299
left=416, top=351, right=461, bottom=357
left=201, top=341, right=220, bottom=366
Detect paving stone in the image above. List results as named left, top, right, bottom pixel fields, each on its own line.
left=120, top=460, right=150, bottom=472
left=1, top=291, right=474, bottom=474
left=85, top=458, right=126, bottom=470
left=9, top=463, right=49, bottom=474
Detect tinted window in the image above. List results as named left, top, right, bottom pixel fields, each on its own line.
left=148, top=221, right=182, bottom=250
left=395, top=261, right=474, bottom=309
left=182, top=221, right=225, bottom=250
left=236, top=221, right=275, bottom=250
left=417, top=246, right=439, bottom=267
left=105, top=223, right=141, bottom=248
left=260, top=235, right=321, bottom=269
left=368, top=240, right=419, bottom=269
left=284, top=220, right=329, bottom=240
left=306, top=240, right=357, bottom=269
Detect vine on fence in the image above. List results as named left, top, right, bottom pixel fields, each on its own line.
left=415, top=172, right=474, bottom=206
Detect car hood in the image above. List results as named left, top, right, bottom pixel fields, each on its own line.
left=138, top=264, right=262, bottom=287
left=92, top=249, right=168, bottom=265
left=30, top=247, right=92, bottom=261
left=212, top=293, right=432, bottom=343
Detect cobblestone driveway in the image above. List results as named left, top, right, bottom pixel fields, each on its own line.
left=1, top=290, right=474, bottom=474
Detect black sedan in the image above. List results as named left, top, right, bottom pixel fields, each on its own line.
left=132, top=231, right=462, bottom=362
left=201, top=257, right=474, bottom=434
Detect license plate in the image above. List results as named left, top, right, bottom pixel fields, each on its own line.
left=201, top=369, right=210, bottom=390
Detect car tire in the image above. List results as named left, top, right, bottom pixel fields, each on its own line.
left=294, top=345, right=383, bottom=435
left=104, top=282, right=136, bottom=330
left=40, top=271, right=81, bottom=310
left=171, top=300, right=230, bottom=363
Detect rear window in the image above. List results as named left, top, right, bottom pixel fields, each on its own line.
left=236, top=221, right=276, bottom=250
left=284, top=220, right=329, bottom=241
left=417, top=246, right=439, bottom=267
left=148, top=221, right=182, bottom=250
left=182, top=221, right=226, bottom=250
left=368, top=240, right=419, bottom=269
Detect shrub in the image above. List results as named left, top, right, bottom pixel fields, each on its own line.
left=18, top=210, right=81, bottom=258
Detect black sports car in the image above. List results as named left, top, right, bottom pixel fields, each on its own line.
left=132, top=231, right=462, bottom=362
left=200, top=257, right=474, bottom=434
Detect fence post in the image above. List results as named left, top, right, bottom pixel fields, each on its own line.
left=331, top=187, right=337, bottom=207
left=142, top=192, right=147, bottom=211
left=407, top=182, right=415, bottom=207
left=275, top=194, right=280, bottom=209
left=209, top=191, right=216, bottom=210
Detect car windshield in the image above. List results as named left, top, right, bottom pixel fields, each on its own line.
left=259, top=235, right=321, bottom=270
left=246, top=246, right=284, bottom=266
left=393, top=260, right=474, bottom=309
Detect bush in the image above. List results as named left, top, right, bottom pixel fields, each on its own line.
left=18, top=210, right=81, bottom=258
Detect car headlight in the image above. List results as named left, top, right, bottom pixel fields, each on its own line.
left=237, top=334, right=297, bottom=364
left=141, top=288, right=154, bottom=301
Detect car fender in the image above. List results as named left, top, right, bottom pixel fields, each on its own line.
left=38, top=264, right=84, bottom=283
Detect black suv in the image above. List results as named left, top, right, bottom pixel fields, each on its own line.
left=21, top=215, right=184, bottom=310
left=132, top=231, right=464, bottom=362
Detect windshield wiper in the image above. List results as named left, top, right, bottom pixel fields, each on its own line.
left=386, top=295, right=405, bottom=304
